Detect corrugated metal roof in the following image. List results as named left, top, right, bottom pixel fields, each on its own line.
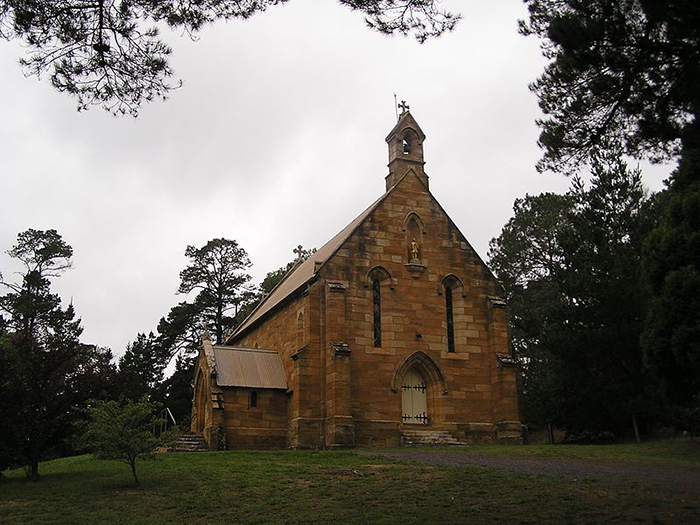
left=227, top=192, right=389, bottom=341
left=212, top=346, right=287, bottom=389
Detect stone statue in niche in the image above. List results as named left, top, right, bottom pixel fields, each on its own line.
left=410, top=238, right=420, bottom=263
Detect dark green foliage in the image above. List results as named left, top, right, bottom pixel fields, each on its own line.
left=156, top=301, right=203, bottom=358
left=149, top=302, right=205, bottom=426
left=520, top=0, right=700, bottom=437
left=643, top=121, right=700, bottom=428
left=178, top=238, right=253, bottom=345
left=554, top=156, right=655, bottom=436
left=521, top=0, right=700, bottom=173
left=159, top=354, right=197, bottom=427
left=488, top=192, right=573, bottom=425
left=490, top=156, right=662, bottom=438
left=80, top=397, right=173, bottom=486
left=118, top=332, right=170, bottom=402
left=0, top=1, right=458, bottom=115
left=261, top=247, right=317, bottom=295
left=0, top=229, right=116, bottom=478
left=236, top=246, right=317, bottom=324
left=342, top=0, right=460, bottom=43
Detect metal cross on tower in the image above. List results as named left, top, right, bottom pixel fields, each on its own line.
left=399, top=100, right=410, bottom=114
left=293, top=245, right=305, bottom=260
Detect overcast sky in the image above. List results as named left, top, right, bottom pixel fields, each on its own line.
left=0, top=0, right=672, bottom=359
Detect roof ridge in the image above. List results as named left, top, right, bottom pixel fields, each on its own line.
left=213, top=346, right=279, bottom=354
left=222, top=258, right=304, bottom=343
left=227, top=182, right=400, bottom=341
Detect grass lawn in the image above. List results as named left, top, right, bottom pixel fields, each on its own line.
left=408, top=440, right=700, bottom=466
left=1, top=442, right=699, bottom=524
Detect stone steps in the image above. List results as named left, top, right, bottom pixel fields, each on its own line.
left=169, top=432, right=210, bottom=452
left=401, top=429, right=467, bottom=447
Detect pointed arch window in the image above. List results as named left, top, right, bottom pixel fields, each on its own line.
left=373, top=278, right=381, bottom=347
left=367, top=266, right=391, bottom=348
left=445, top=286, right=455, bottom=353
left=250, top=390, right=258, bottom=408
left=441, top=275, right=464, bottom=354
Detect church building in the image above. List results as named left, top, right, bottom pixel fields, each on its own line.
left=192, top=109, right=521, bottom=449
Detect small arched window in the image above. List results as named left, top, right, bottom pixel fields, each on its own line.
left=445, top=286, right=455, bottom=353
left=373, top=278, right=381, bottom=347
left=250, top=390, right=258, bottom=408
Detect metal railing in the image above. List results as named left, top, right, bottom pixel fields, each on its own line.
left=154, top=407, right=177, bottom=437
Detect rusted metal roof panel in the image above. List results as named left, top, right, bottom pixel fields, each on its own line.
left=212, top=346, right=287, bottom=389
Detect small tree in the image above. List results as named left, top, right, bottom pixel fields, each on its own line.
left=81, top=398, right=172, bottom=486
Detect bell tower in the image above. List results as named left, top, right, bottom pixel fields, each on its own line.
left=385, top=103, right=428, bottom=191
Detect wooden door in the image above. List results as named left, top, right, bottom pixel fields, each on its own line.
left=401, top=368, right=428, bottom=425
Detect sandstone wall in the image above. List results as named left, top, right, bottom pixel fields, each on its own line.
left=221, top=387, right=288, bottom=449
left=233, top=291, right=325, bottom=448
left=319, top=171, right=521, bottom=445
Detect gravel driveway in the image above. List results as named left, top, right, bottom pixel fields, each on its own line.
left=370, top=450, right=700, bottom=497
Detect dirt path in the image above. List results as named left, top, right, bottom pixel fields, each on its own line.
left=370, top=450, right=700, bottom=496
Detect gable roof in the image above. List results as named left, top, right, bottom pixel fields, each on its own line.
left=212, top=346, right=287, bottom=389
left=227, top=191, right=390, bottom=341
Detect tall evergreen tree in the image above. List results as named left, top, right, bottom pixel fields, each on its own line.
left=118, top=332, right=169, bottom=402
left=0, top=229, right=111, bottom=478
left=521, top=0, right=700, bottom=432
left=488, top=192, right=573, bottom=426
left=642, top=122, right=700, bottom=426
left=178, top=238, right=253, bottom=345
left=554, top=154, right=654, bottom=437
left=490, top=157, right=661, bottom=438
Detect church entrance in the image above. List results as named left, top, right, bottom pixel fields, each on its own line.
left=401, top=368, right=428, bottom=425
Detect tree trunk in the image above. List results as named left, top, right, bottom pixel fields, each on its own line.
left=28, top=461, right=40, bottom=481
left=547, top=422, right=555, bottom=445
left=632, top=414, right=641, bottom=443
left=130, top=459, right=139, bottom=486
left=216, top=304, right=223, bottom=345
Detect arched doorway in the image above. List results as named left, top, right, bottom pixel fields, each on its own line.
left=401, top=368, right=428, bottom=425
left=393, top=351, right=447, bottom=428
